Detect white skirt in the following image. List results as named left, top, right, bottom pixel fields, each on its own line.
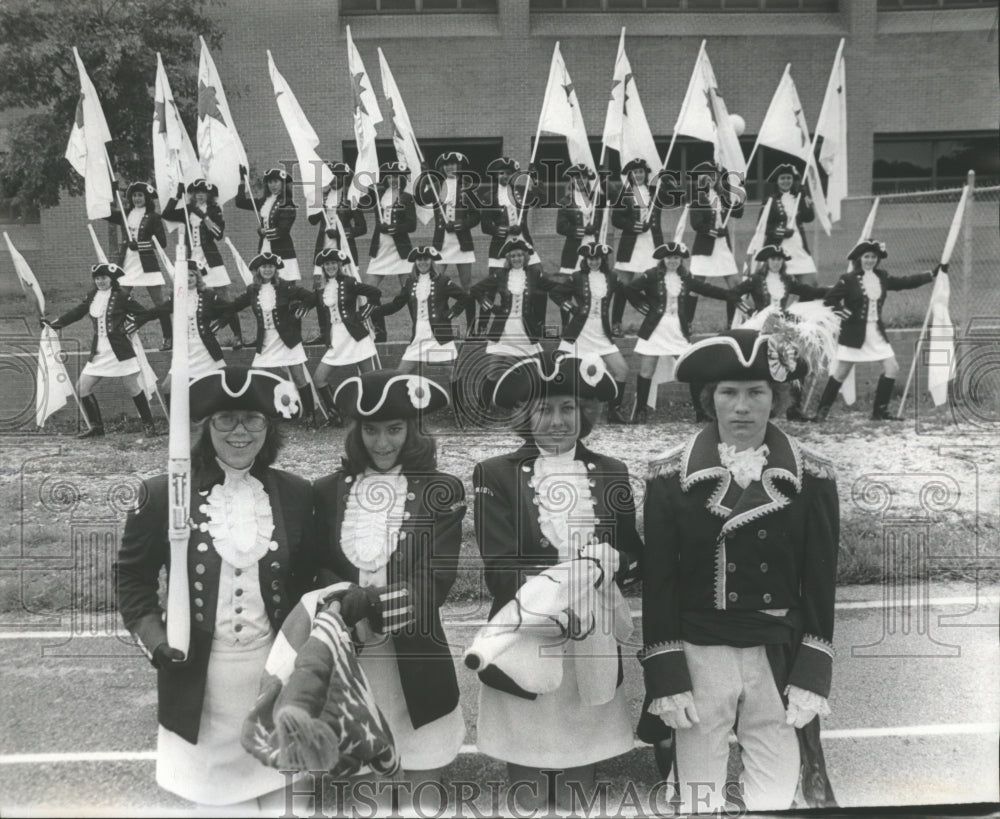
left=486, top=317, right=542, bottom=358
left=690, top=240, right=737, bottom=279
left=169, top=336, right=224, bottom=380
left=253, top=328, right=307, bottom=368
left=634, top=313, right=691, bottom=357
left=781, top=229, right=817, bottom=276
left=836, top=322, right=895, bottom=362
left=82, top=337, right=141, bottom=378
left=278, top=257, right=301, bottom=282
left=476, top=651, right=634, bottom=768
left=438, top=231, right=475, bottom=266
left=366, top=247, right=411, bottom=278
left=120, top=249, right=165, bottom=288
left=358, top=634, right=466, bottom=771
left=615, top=231, right=657, bottom=274
left=157, top=636, right=288, bottom=805
left=402, top=315, right=457, bottom=363
left=321, top=322, right=377, bottom=367
left=559, top=313, right=619, bottom=358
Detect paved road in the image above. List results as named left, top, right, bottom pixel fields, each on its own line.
left=1, top=583, right=997, bottom=815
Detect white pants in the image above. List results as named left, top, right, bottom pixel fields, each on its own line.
left=675, top=642, right=800, bottom=814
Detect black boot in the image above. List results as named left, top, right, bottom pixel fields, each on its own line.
left=690, top=382, right=708, bottom=423
left=653, top=739, right=675, bottom=781
left=632, top=376, right=652, bottom=423
left=450, top=380, right=467, bottom=430
left=132, top=392, right=157, bottom=436
left=785, top=381, right=814, bottom=422
left=607, top=380, right=629, bottom=424
left=683, top=294, right=699, bottom=331
left=371, top=309, right=387, bottom=344
left=228, top=315, right=244, bottom=350
left=299, top=386, right=316, bottom=424
left=318, top=385, right=343, bottom=428
left=464, top=300, right=477, bottom=340
left=305, top=302, right=331, bottom=346
left=872, top=375, right=902, bottom=421
left=159, top=315, right=172, bottom=352
left=814, top=376, right=843, bottom=422
left=78, top=394, right=104, bottom=438
left=725, top=297, right=737, bottom=329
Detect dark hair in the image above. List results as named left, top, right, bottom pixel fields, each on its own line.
left=510, top=394, right=597, bottom=442
left=659, top=261, right=689, bottom=277
left=576, top=255, right=611, bottom=275
left=766, top=175, right=801, bottom=199
left=755, top=257, right=787, bottom=277
left=698, top=381, right=792, bottom=421
left=342, top=416, right=438, bottom=477
left=848, top=258, right=883, bottom=275
left=190, top=416, right=284, bottom=473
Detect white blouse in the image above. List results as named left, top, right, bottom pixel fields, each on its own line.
left=531, top=448, right=599, bottom=561
left=341, top=466, right=408, bottom=586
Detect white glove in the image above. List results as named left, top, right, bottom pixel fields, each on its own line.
left=648, top=691, right=700, bottom=730
left=578, top=540, right=620, bottom=582
left=784, top=685, right=830, bottom=728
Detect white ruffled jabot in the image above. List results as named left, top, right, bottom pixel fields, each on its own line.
left=341, top=467, right=408, bottom=574
left=532, top=449, right=599, bottom=561
left=203, top=460, right=275, bottom=570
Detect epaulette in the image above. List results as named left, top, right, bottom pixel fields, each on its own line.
left=801, top=446, right=837, bottom=480
left=647, top=443, right=685, bottom=480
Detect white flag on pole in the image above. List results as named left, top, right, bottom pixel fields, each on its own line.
left=538, top=43, right=597, bottom=178
left=197, top=37, right=249, bottom=204
left=926, top=272, right=955, bottom=407
left=153, top=54, right=201, bottom=221
left=224, top=237, right=254, bottom=287
left=4, top=231, right=47, bottom=314
left=268, top=51, right=333, bottom=216
left=65, top=48, right=114, bottom=220
left=346, top=27, right=383, bottom=207
left=814, top=39, right=847, bottom=224
left=37, top=326, right=76, bottom=428
left=601, top=29, right=660, bottom=175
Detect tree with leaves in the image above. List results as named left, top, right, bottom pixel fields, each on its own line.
left=0, top=0, right=223, bottom=221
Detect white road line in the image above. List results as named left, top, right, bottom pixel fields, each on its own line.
left=2, top=724, right=997, bottom=765
left=0, top=596, right=994, bottom=640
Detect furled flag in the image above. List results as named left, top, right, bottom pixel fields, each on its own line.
left=926, top=272, right=955, bottom=406
left=377, top=48, right=433, bottom=225
left=537, top=43, right=597, bottom=178
left=197, top=37, right=249, bottom=204
left=345, top=27, right=383, bottom=207
left=65, top=48, right=114, bottom=220
left=814, top=39, right=848, bottom=224
left=601, top=29, right=660, bottom=176
left=754, top=66, right=831, bottom=234
left=268, top=51, right=332, bottom=216
left=671, top=42, right=747, bottom=177
left=224, top=237, right=254, bottom=287
left=4, top=233, right=76, bottom=427
left=153, top=54, right=201, bottom=221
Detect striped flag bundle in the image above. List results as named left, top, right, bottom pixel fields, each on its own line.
left=241, top=585, right=400, bottom=778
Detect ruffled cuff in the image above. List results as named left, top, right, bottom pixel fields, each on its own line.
left=785, top=684, right=831, bottom=717
left=638, top=640, right=692, bottom=698
left=647, top=691, right=695, bottom=716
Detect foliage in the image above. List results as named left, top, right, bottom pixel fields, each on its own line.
left=0, top=0, right=224, bottom=213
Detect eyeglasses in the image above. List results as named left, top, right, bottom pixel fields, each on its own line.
left=210, top=412, right=268, bottom=432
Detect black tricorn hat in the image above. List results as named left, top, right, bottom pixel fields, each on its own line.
left=263, top=167, right=292, bottom=184
left=190, top=366, right=303, bottom=420
left=187, top=259, right=209, bottom=275
left=334, top=370, right=450, bottom=421
left=487, top=156, right=521, bottom=175
left=499, top=237, right=533, bottom=256
left=315, top=248, right=351, bottom=267
left=653, top=242, right=690, bottom=260
left=492, top=350, right=618, bottom=409
left=847, top=239, right=887, bottom=262
left=187, top=178, right=218, bottom=197
left=675, top=329, right=808, bottom=384
left=248, top=252, right=285, bottom=271
left=622, top=157, right=652, bottom=175
left=407, top=246, right=442, bottom=262
left=766, top=163, right=802, bottom=183
left=755, top=244, right=791, bottom=263
left=126, top=182, right=157, bottom=201
left=565, top=163, right=596, bottom=180
left=91, top=262, right=125, bottom=279
left=577, top=242, right=613, bottom=259
left=435, top=151, right=468, bottom=170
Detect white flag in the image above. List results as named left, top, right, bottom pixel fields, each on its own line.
left=4, top=231, right=46, bottom=314
left=346, top=27, right=383, bottom=207
left=197, top=37, right=249, bottom=204
left=672, top=44, right=746, bottom=177
left=602, top=30, right=659, bottom=175
left=755, top=68, right=831, bottom=235
left=268, top=51, right=332, bottom=216
left=153, top=54, right=201, bottom=220
left=815, top=40, right=848, bottom=224
left=926, top=273, right=954, bottom=407
left=130, top=335, right=159, bottom=401
left=224, top=237, right=254, bottom=287
left=538, top=43, right=597, bottom=178
left=65, top=48, right=114, bottom=220
left=36, top=326, right=76, bottom=428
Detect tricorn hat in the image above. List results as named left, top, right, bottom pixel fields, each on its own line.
left=755, top=244, right=791, bottom=263
left=407, top=246, right=442, bottom=263
left=435, top=151, right=468, bottom=170
left=577, top=242, right=613, bottom=259
left=334, top=370, right=450, bottom=421
left=622, top=157, right=652, bottom=175
left=492, top=350, right=618, bottom=409
left=187, top=179, right=218, bottom=197
left=499, top=237, right=533, bottom=257
left=653, top=242, right=690, bottom=260
left=487, top=156, right=520, bottom=175
left=675, top=328, right=809, bottom=384
left=126, top=182, right=157, bottom=201
left=190, top=366, right=303, bottom=421
left=766, top=163, right=802, bottom=183
left=847, top=239, right=887, bottom=262
left=315, top=248, right=352, bottom=268
left=248, top=252, right=285, bottom=271
left=565, top=163, right=596, bottom=180
left=91, top=262, right=125, bottom=280
left=263, top=167, right=292, bottom=184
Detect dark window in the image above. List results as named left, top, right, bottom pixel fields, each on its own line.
left=340, top=137, right=504, bottom=186
left=873, top=133, right=999, bottom=193
left=341, top=0, right=496, bottom=12
left=532, top=0, right=836, bottom=10
left=877, top=0, right=995, bottom=9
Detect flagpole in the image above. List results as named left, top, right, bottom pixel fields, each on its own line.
left=518, top=41, right=561, bottom=227
left=896, top=182, right=968, bottom=419
left=103, top=146, right=136, bottom=245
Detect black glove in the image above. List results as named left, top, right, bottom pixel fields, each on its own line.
left=239, top=165, right=248, bottom=179
left=153, top=643, right=186, bottom=668
left=257, top=227, right=267, bottom=238
left=935, top=263, right=949, bottom=276
left=584, top=225, right=597, bottom=236
left=127, top=240, right=139, bottom=252
left=176, top=182, right=185, bottom=198
left=325, top=228, right=337, bottom=239
left=40, top=316, right=53, bottom=328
